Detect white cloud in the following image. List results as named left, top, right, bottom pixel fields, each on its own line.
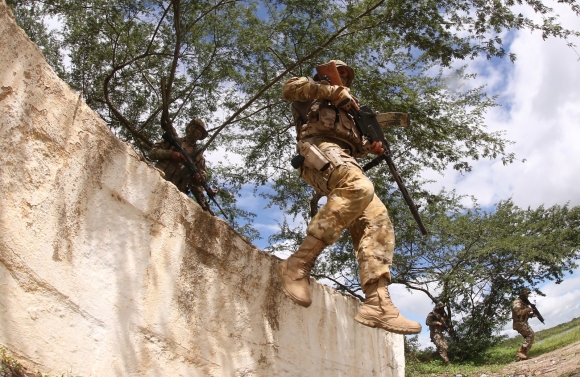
left=417, top=24, right=580, bottom=348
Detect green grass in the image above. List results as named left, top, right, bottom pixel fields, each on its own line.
left=486, top=320, right=580, bottom=364
left=406, top=317, right=580, bottom=377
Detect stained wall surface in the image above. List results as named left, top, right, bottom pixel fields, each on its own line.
left=0, top=2, right=404, bottom=376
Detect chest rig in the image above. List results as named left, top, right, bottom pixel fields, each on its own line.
left=291, top=99, right=366, bottom=157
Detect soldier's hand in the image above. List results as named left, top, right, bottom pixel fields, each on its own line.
left=330, top=86, right=354, bottom=110
left=370, top=141, right=385, bottom=155
left=170, top=151, right=184, bottom=161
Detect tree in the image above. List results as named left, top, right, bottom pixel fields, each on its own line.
left=9, top=0, right=580, bottom=356
left=322, top=193, right=580, bottom=360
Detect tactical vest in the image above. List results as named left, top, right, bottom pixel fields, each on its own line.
left=291, top=99, right=368, bottom=158
left=154, top=139, right=202, bottom=194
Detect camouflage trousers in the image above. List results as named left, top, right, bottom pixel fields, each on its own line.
left=513, top=321, right=535, bottom=352
left=299, top=148, right=394, bottom=291
left=431, top=332, right=449, bottom=364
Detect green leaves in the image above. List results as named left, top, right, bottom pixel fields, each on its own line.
left=393, top=195, right=580, bottom=359
left=8, top=1, right=580, bottom=348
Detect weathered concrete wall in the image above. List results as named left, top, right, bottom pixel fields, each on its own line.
left=0, top=2, right=404, bottom=376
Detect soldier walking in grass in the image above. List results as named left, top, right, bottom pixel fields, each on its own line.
left=426, top=302, right=451, bottom=366
left=512, top=287, right=536, bottom=360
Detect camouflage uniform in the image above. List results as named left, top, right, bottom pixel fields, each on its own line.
left=276, top=60, right=421, bottom=335
left=512, top=296, right=535, bottom=359
left=283, top=73, right=395, bottom=289
left=426, top=306, right=450, bottom=366
left=149, top=119, right=213, bottom=214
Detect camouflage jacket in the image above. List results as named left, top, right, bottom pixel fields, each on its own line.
left=282, top=76, right=372, bottom=158
left=512, top=297, right=532, bottom=325
left=148, top=137, right=207, bottom=196
left=426, top=311, right=448, bottom=335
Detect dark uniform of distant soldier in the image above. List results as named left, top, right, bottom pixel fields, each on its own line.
left=276, top=59, right=421, bottom=335
left=512, top=288, right=536, bottom=360
left=149, top=119, right=213, bottom=214
left=426, top=302, right=451, bottom=366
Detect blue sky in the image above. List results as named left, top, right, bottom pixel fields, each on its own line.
left=207, top=3, right=580, bottom=348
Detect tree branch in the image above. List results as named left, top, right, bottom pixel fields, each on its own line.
left=311, top=273, right=364, bottom=301
left=196, top=0, right=387, bottom=157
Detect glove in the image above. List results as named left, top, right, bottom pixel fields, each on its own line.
left=329, top=86, right=353, bottom=110
left=314, top=82, right=354, bottom=110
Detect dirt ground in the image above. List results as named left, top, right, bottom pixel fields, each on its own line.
left=489, top=340, right=580, bottom=377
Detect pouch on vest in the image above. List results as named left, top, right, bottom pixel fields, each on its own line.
left=298, top=141, right=330, bottom=171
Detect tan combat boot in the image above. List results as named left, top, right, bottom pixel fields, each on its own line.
left=355, top=276, right=422, bottom=334
left=516, top=346, right=528, bottom=360
left=276, top=235, right=326, bottom=307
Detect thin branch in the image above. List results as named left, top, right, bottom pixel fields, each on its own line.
left=196, top=0, right=387, bottom=157
left=166, top=0, right=182, bottom=96
left=392, top=279, right=438, bottom=302
left=311, top=273, right=364, bottom=301
left=227, top=101, right=286, bottom=125
left=146, top=2, right=171, bottom=54
left=172, top=37, right=220, bottom=118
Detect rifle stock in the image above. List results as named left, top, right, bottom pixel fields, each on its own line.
left=315, top=63, right=428, bottom=235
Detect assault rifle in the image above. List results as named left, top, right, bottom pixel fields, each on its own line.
left=160, top=78, right=229, bottom=220
left=316, top=62, right=428, bottom=235
left=521, top=295, right=545, bottom=324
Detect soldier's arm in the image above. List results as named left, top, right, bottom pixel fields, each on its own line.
left=425, top=313, right=435, bottom=326
left=149, top=141, right=174, bottom=161
left=282, top=76, right=351, bottom=106
left=513, top=300, right=533, bottom=317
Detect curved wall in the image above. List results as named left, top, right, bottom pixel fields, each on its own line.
left=0, top=2, right=404, bottom=376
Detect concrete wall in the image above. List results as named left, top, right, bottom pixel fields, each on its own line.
left=0, top=2, right=404, bottom=376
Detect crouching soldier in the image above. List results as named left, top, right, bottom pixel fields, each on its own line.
left=149, top=119, right=214, bottom=214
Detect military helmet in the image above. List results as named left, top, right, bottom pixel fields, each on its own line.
left=435, top=302, right=445, bottom=310
left=185, top=118, right=208, bottom=140
left=520, top=287, right=531, bottom=296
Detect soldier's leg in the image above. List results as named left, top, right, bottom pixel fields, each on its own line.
left=351, top=194, right=421, bottom=334
left=434, top=333, right=450, bottom=366
left=277, top=163, right=374, bottom=307
left=514, top=323, right=531, bottom=360
left=520, top=323, right=535, bottom=355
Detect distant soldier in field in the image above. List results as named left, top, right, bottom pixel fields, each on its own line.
left=426, top=302, right=451, bottom=366
left=512, top=287, right=536, bottom=360
left=149, top=118, right=214, bottom=214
